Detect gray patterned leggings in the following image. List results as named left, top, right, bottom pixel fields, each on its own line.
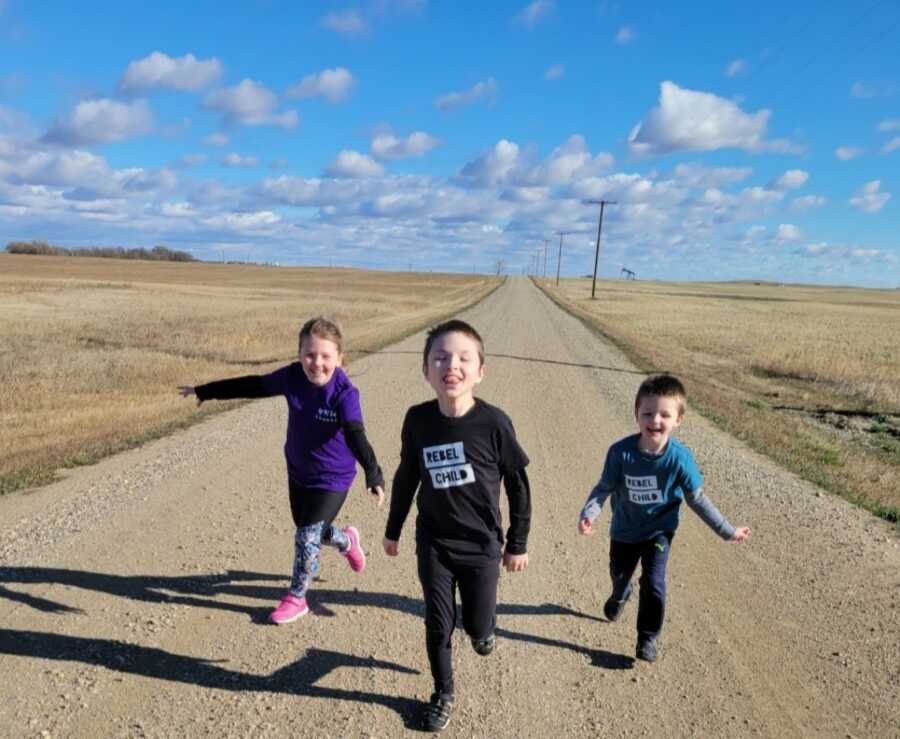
left=287, top=484, right=350, bottom=598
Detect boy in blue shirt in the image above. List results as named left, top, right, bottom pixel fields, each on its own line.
left=578, top=374, right=750, bottom=662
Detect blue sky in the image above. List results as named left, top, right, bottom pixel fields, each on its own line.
left=1, top=1, right=899, bottom=286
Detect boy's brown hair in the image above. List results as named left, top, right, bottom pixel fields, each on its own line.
left=422, top=319, right=485, bottom=368
left=299, top=317, right=344, bottom=355
left=634, top=374, right=687, bottom=416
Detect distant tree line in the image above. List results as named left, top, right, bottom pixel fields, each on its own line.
left=5, top=240, right=196, bottom=262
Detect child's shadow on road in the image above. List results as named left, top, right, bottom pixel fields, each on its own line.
left=0, top=565, right=633, bottom=721
left=0, top=628, right=424, bottom=729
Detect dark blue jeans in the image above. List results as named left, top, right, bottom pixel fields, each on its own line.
left=609, top=532, right=673, bottom=641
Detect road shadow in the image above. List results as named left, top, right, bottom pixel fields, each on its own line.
left=2, top=569, right=630, bottom=674
left=0, top=567, right=283, bottom=618
left=496, top=627, right=634, bottom=670
left=0, top=567, right=601, bottom=625
left=0, top=628, right=422, bottom=728
left=348, top=349, right=649, bottom=375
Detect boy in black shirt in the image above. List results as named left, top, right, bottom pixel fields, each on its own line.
left=383, top=320, right=532, bottom=733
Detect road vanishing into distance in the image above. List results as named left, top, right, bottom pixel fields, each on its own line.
left=2, top=278, right=898, bottom=738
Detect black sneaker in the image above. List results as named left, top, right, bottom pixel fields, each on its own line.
left=420, top=692, right=454, bottom=732
left=603, top=587, right=632, bottom=622
left=471, top=632, right=496, bottom=656
left=636, top=637, right=658, bottom=663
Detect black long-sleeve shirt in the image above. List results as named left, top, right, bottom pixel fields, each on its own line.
left=385, top=398, right=531, bottom=559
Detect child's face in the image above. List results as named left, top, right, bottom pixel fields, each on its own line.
left=423, top=331, right=484, bottom=405
left=635, top=394, right=683, bottom=449
left=299, top=334, right=342, bottom=386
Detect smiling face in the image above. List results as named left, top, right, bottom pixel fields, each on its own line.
left=299, top=334, right=342, bottom=386
left=635, top=394, right=683, bottom=453
left=423, top=330, right=484, bottom=414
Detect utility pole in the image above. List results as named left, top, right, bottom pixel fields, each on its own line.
left=543, top=240, right=549, bottom=279
left=584, top=199, right=616, bottom=299
left=555, top=231, right=573, bottom=287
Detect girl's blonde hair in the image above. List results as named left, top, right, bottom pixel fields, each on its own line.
left=299, top=317, right=344, bottom=355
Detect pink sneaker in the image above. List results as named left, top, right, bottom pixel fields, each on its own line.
left=341, top=526, right=366, bottom=572
left=270, top=593, right=308, bottom=624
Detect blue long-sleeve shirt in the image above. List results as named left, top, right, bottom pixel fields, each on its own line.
left=579, top=434, right=735, bottom=543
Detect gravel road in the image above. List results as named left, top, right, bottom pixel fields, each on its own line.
left=1, top=278, right=898, bottom=738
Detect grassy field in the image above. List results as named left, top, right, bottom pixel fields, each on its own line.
left=537, top=277, right=900, bottom=523
left=0, top=254, right=499, bottom=494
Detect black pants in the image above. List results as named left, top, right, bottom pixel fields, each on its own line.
left=416, top=540, right=500, bottom=697
left=288, top=481, right=347, bottom=544
left=609, top=532, right=673, bottom=641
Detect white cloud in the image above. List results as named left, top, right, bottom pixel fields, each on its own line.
left=201, top=210, right=282, bottom=231
left=203, top=132, right=229, bottom=146
left=434, top=78, right=497, bottom=111
left=517, top=0, right=555, bottom=28
left=776, top=223, right=802, bottom=242
left=850, top=180, right=891, bottom=213
left=881, top=137, right=900, bottom=154
left=10, top=148, right=112, bottom=188
left=286, top=67, right=357, bottom=103
left=790, top=194, right=826, bottom=212
left=325, top=150, right=385, bottom=178
left=43, top=98, right=154, bottom=145
left=371, top=130, right=439, bottom=161
left=770, top=169, right=808, bottom=190
left=160, top=201, right=198, bottom=217
left=117, top=52, right=223, bottom=94
left=744, top=225, right=766, bottom=242
left=835, top=146, right=863, bottom=161
left=525, top=135, right=614, bottom=186
left=615, top=26, right=635, bottom=45
left=671, top=163, right=753, bottom=187
left=628, top=81, right=802, bottom=157
left=458, top=140, right=521, bottom=186
left=0, top=104, right=32, bottom=135
left=322, top=10, right=367, bottom=34
left=878, top=119, right=900, bottom=132
left=725, top=59, right=746, bottom=77
left=222, top=153, right=259, bottom=168
left=851, top=81, right=896, bottom=98
left=544, top=64, right=564, bottom=81
left=203, top=80, right=298, bottom=129
left=173, top=153, right=208, bottom=168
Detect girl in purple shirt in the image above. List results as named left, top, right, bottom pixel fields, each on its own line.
left=179, top=317, right=384, bottom=624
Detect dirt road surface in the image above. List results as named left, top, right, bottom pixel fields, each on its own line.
left=2, top=279, right=898, bottom=738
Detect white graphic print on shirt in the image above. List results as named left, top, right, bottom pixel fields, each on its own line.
left=423, top=442, right=476, bottom=489
left=315, top=408, right=338, bottom=423
left=625, top=474, right=662, bottom=505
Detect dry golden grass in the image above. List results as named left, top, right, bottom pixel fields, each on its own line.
left=0, top=254, right=499, bottom=493
left=539, top=277, right=900, bottom=520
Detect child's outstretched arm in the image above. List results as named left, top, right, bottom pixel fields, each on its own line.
left=684, top=487, right=750, bottom=542
left=579, top=445, right=619, bottom=535
left=579, top=480, right=612, bottom=536
left=503, top=467, right=531, bottom=572
left=343, top=421, right=385, bottom=507
left=383, top=411, right=420, bottom=556
left=178, top=375, right=272, bottom=404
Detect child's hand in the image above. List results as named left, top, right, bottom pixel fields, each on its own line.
left=578, top=518, right=594, bottom=536
left=369, top=485, right=385, bottom=508
left=502, top=552, right=528, bottom=573
left=382, top=537, right=399, bottom=556
left=178, top=386, right=201, bottom=406
left=730, top=527, right=751, bottom=543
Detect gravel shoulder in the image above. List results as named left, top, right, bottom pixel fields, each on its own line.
left=1, top=278, right=898, bottom=738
